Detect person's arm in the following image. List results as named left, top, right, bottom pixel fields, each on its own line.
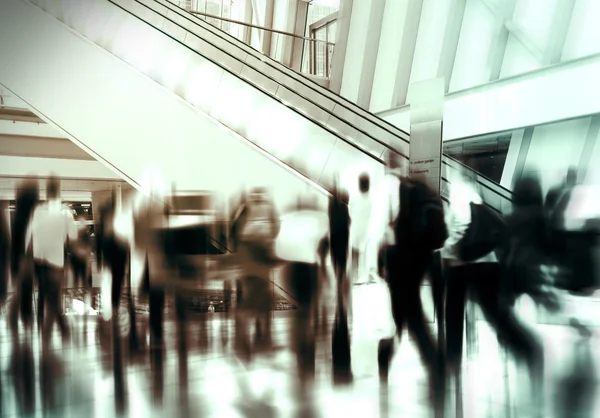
left=24, top=207, right=37, bottom=256
left=65, top=207, right=78, bottom=243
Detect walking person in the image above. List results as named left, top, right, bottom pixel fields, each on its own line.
left=28, top=177, right=77, bottom=347
left=9, top=180, right=39, bottom=335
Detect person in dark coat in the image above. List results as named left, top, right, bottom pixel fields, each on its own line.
left=328, top=183, right=353, bottom=384
left=9, top=180, right=39, bottom=333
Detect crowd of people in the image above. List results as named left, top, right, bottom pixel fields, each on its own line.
left=0, top=156, right=598, bottom=416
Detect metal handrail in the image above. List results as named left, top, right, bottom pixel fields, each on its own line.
left=442, top=154, right=515, bottom=197
left=188, top=9, right=335, bottom=47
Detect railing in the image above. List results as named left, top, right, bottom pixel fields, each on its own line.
left=168, top=1, right=335, bottom=79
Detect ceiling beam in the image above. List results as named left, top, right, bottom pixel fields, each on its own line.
left=0, top=106, right=44, bottom=123
left=0, top=134, right=94, bottom=160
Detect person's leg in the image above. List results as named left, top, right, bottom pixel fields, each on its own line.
left=51, top=267, right=70, bottom=339
left=149, top=288, right=165, bottom=346
left=445, top=265, right=469, bottom=373
left=42, top=267, right=60, bottom=346
left=473, top=263, right=545, bottom=414
left=34, top=263, right=46, bottom=330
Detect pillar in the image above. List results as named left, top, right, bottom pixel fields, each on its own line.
left=392, top=0, right=424, bottom=107
left=329, top=0, right=354, bottom=94
left=408, top=77, right=444, bottom=194
left=289, top=0, right=309, bottom=71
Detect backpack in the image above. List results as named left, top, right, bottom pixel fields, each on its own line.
left=458, top=202, right=508, bottom=262
left=396, top=178, right=448, bottom=251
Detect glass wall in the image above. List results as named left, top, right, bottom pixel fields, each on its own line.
left=302, top=1, right=338, bottom=78
left=450, top=0, right=600, bottom=92
left=444, top=112, right=600, bottom=193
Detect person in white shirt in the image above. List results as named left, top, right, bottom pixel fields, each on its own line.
left=350, top=173, right=375, bottom=284
left=27, top=177, right=77, bottom=343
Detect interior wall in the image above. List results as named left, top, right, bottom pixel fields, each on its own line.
left=520, top=117, right=590, bottom=194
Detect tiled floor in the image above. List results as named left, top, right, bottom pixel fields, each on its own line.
left=0, top=287, right=599, bottom=417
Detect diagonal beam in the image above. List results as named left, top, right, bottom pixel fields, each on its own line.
left=482, top=0, right=516, bottom=81
left=392, top=0, right=424, bottom=107
left=437, top=0, right=467, bottom=93
left=543, top=0, right=576, bottom=65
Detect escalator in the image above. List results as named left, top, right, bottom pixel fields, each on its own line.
left=0, top=0, right=512, bottom=213
left=148, top=0, right=515, bottom=211
left=0, top=0, right=400, bottom=202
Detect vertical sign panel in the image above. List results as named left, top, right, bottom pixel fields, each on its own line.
left=408, top=77, right=444, bottom=194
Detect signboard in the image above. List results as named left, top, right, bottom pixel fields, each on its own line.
left=408, top=78, right=444, bottom=194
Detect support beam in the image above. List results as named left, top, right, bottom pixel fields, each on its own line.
left=0, top=119, right=64, bottom=138
left=392, top=0, right=424, bottom=107
left=543, top=0, right=576, bottom=65
left=0, top=134, right=93, bottom=160
left=243, top=0, right=253, bottom=45
left=329, top=0, right=354, bottom=94
left=437, top=0, right=467, bottom=93
left=0, top=155, right=123, bottom=180
left=356, top=0, right=386, bottom=109
left=483, top=0, right=516, bottom=81
left=511, top=126, right=534, bottom=187
left=289, top=0, right=309, bottom=71
left=261, top=0, right=275, bottom=57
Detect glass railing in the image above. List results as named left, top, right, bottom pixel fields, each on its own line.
left=151, top=0, right=410, bottom=147
left=168, top=0, right=335, bottom=79
left=441, top=154, right=515, bottom=214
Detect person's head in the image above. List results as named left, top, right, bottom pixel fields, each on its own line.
left=15, top=179, right=39, bottom=211
left=46, top=176, right=60, bottom=200
left=385, top=151, right=406, bottom=175
left=513, top=173, right=543, bottom=208
left=358, top=172, right=370, bottom=194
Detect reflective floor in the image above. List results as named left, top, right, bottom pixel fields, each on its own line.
left=0, top=292, right=599, bottom=417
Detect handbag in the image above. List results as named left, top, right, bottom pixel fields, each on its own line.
left=458, top=202, right=508, bottom=262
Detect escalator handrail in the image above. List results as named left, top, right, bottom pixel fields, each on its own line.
left=441, top=176, right=508, bottom=215
left=104, top=1, right=394, bottom=173
left=146, top=0, right=514, bottom=201
left=125, top=1, right=405, bottom=162
left=442, top=154, right=515, bottom=197
left=148, top=0, right=410, bottom=143
left=441, top=162, right=513, bottom=203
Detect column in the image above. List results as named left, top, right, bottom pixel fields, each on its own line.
left=329, top=0, right=354, bottom=94
left=391, top=0, right=424, bottom=107
left=262, top=0, right=275, bottom=57
left=242, top=0, right=253, bottom=45
left=289, top=0, right=309, bottom=71
left=408, top=77, right=444, bottom=194
left=355, top=0, right=386, bottom=109
left=339, top=0, right=383, bottom=106
left=370, top=0, right=412, bottom=112
left=436, top=0, right=467, bottom=93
